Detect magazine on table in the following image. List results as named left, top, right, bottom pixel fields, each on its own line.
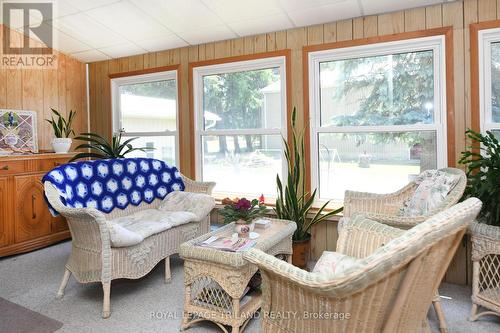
left=198, top=235, right=256, bottom=252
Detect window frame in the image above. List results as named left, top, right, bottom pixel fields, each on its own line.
left=110, top=69, right=180, bottom=166
left=478, top=26, right=500, bottom=134
left=191, top=55, right=289, bottom=198
left=307, top=35, right=449, bottom=203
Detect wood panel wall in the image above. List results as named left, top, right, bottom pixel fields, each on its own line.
left=0, top=25, right=87, bottom=151
left=87, top=0, right=500, bottom=285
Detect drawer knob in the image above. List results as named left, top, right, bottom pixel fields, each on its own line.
left=0, top=165, right=9, bottom=170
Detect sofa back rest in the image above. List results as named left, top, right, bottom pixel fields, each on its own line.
left=42, top=158, right=184, bottom=215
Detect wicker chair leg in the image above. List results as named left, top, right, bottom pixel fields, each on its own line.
left=469, top=304, right=479, bottom=321
left=102, top=282, right=111, bottom=319
left=165, top=257, right=171, bottom=283
left=433, top=296, right=448, bottom=333
left=56, top=269, right=71, bottom=299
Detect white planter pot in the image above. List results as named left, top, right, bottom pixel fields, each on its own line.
left=52, top=138, right=72, bottom=153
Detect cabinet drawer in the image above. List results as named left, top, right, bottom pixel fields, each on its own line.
left=0, top=160, right=26, bottom=175
left=40, top=158, right=69, bottom=172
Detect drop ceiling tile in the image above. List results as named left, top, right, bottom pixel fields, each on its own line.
left=202, top=0, right=284, bottom=22
left=99, top=42, right=146, bottom=58
left=86, top=1, right=172, bottom=40
left=62, top=0, right=121, bottom=12
left=360, top=0, right=443, bottom=15
left=53, top=29, right=93, bottom=54
left=279, top=0, right=355, bottom=12
left=130, top=0, right=224, bottom=33
left=133, top=35, right=188, bottom=52
left=71, top=49, right=111, bottom=62
left=177, top=25, right=237, bottom=45
left=287, top=1, right=362, bottom=27
left=228, top=14, right=293, bottom=37
left=51, top=13, right=128, bottom=48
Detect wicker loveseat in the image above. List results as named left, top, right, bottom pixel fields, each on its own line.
left=243, top=198, right=481, bottom=333
left=43, top=158, right=215, bottom=318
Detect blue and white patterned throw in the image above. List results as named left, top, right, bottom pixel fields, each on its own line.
left=42, top=158, right=185, bottom=215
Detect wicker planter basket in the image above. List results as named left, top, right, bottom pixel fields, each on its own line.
left=469, top=221, right=500, bottom=321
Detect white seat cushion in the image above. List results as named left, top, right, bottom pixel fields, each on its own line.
left=312, top=251, right=359, bottom=275
left=108, top=209, right=197, bottom=247
left=159, top=191, right=215, bottom=221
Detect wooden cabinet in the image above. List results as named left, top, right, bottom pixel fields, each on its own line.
left=0, top=178, right=9, bottom=247
left=0, top=153, right=73, bottom=257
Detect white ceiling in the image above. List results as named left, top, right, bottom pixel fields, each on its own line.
left=2, top=0, right=451, bottom=63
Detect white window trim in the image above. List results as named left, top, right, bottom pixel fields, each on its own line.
left=308, top=35, right=448, bottom=203
left=192, top=56, right=288, bottom=197
left=478, top=27, right=500, bottom=133
left=110, top=70, right=180, bottom=165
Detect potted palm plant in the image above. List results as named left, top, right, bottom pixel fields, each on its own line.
left=45, top=109, right=76, bottom=153
left=219, top=198, right=269, bottom=237
left=459, top=129, right=500, bottom=321
left=275, top=107, right=342, bottom=268
left=70, top=130, right=153, bottom=161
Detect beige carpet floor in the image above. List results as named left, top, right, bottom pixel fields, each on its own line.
left=0, top=240, right=499, bottom=333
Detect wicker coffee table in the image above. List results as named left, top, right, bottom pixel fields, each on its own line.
left=179, top=219, right=296, bottom=333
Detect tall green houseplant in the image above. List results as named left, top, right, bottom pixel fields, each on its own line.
left=459, top=129, right=500, bottom=226
left=275, top=107, right=343, bottom=242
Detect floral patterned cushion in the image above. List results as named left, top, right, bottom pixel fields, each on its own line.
left=312, top=251, right=359, bottom=275
left=400, top=170, right=460, bottom=217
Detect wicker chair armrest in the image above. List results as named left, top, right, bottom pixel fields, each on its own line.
left=181, top=174, right=216, bottom=195
left=360, top=213, right=428, bottom=229
left=343, top=184, right=416, bottom=218
left=337, top=215, right=404, bottom=258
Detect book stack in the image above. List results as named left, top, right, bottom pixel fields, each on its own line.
left=198, top=236, right=256, bottom=252
left=254, top=219, right=271, bottom=229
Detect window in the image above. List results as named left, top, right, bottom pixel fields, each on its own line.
left=192, top=56, right=288, bottom=198
left=308, top=35, right=448, bottom=202
left=478, top=27, right=500, bottom=140
left=111, top=70, right=179, bottom=166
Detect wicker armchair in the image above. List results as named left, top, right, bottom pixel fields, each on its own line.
left=343, top=168, right=466, bottom=229
left=45, top=174, right=215, bottom=318
left=243, top=198, right=481, bottom=333
left=342, top=167, right=466, bottom=332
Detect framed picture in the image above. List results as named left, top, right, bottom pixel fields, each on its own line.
left=0, top=109, right=38, bottom=154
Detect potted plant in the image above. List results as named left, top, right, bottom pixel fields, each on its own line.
left=45, top=109, right=76, bottom=153
left=275, top=107, right=342, bottom=268
left=70, top=130, right=153, bottom=161
left=219, top=198, right=269, bottom=237
left=459, top=129, right=500, bottom=321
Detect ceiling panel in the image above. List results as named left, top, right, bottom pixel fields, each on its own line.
left=287, top=1, right=362, bottom=27
left=86, top=1, right=172, bottom=40
left=51, top=13, right=128, bottom=48
left=71, top=49, right=111, bottom=62
left=202, top=0, right=284, bottom=22
left=62, top=0, right=122, bottom=12
left=360, top=0, right=443, bottom=15
left=99, top=42, right=146, bottom=58
left=228, top=14, right=293, bottom=37
left=53, top=29, right=93, bottom=54
left=131, top=0, right=224, bottom=33
left=134, top=35, right=189, bottom=52
left=177, top=25, right=237, bottom=45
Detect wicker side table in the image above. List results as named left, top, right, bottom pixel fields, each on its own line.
left=469, top=222, right=500, bottom=321
left=179, top=219, right=296, bottom=333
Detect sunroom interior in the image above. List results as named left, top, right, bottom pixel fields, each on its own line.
left=0, top=1, right=499, bottom=333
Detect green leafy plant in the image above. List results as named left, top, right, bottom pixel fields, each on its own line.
left=459, top=129, right=500, bottom=226
left=219, top=198, right=269, bottom=224
left=45, top=108, right=76, bottom=138
left=275, top=107, right=343, bottom=241
left=70, top=130, right=154, bottom=162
